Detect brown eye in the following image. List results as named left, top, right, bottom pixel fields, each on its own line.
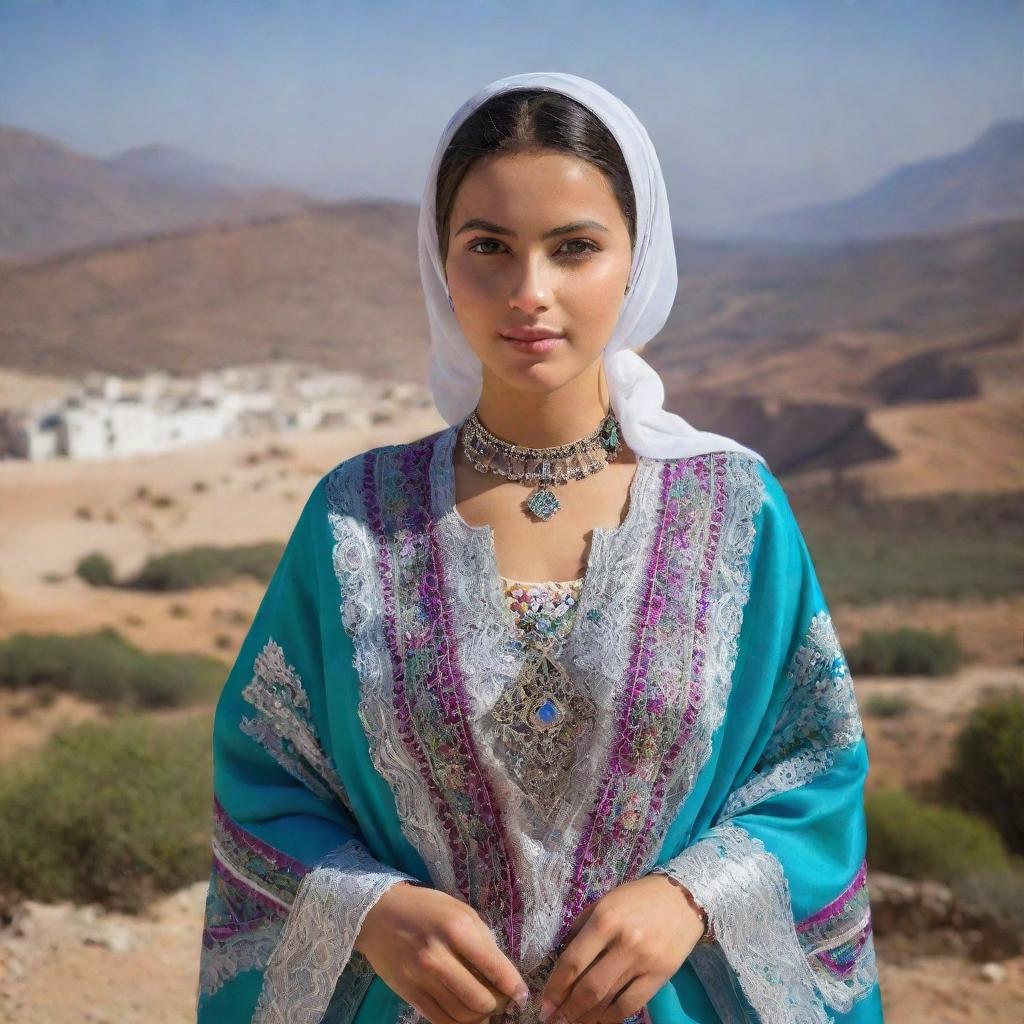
left=557, top=239, right=600, bottom=260
left=468, top=238, right=504, bottom=254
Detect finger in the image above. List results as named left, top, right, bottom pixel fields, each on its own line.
left=559, top=946, right=637, bottom=1024
left=408, top=986, right=475, bottom=1024
left=540, top=914, right=611, bottom=1016
left=592, top=972, right=661, bottom=1024
left=427, top=945, right=504, bottom=1020
left=447, top=913, right=530, bottom=1007
left=463, top=961, right=512, bottom=1016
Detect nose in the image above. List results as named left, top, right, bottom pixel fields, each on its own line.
left=507, top=256, right=550, bottom=314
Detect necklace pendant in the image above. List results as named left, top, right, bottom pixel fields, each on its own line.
left=526, top=484, right=561, bottom=521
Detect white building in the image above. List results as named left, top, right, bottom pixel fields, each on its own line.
left=0, top=363, right=433, bottom=462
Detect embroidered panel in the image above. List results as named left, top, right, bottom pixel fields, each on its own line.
left=491, top=578, right=592, bottom=822
left=251, top=838, right=425, bottom=1024
left=796, top=858, right=878, bottom=1011
left=201, top=795, right=418, bottom=1021
left=240, top=637, right=358, bottom=820
left=199, top=795, right=307, bottom=996
left=655, top=822, right=836, bottom=1024
left=657, top=826, right=878, bottom=1023
left=718, top=610, right=864, bottom=821
left=325, top=423, right=764, bottom=1022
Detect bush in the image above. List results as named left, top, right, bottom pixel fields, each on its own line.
left=952, top=866, right=1024, bottom=936
left=0, top=714, right=212, bottom=912
left=125, top=542, right=284, bottom=591
left=847, top=627, right=961, bottom=676
left=75, top=551, right=116, bottom=587
left=866, top=787, right=1011, bottom=884
left=941, top=690, right=1024, bottom=855
left=862, top=693, right=915, bottom=718
left=0, top=628, right=226, bottom=708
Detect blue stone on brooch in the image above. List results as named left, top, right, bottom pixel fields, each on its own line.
left=532, top=697, right=561, bottom=730
left=526, top=486, right=561, bottom=521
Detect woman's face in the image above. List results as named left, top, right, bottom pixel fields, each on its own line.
left=443, top=148, right=633, bottom=394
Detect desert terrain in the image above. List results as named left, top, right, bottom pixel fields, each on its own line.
left=0, top=404, right=1021, bottom=1022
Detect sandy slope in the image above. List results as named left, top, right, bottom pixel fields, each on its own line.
left=1, top=414, right=1022, bottom=1022
left=1, top=881, right=1022, bottom=1023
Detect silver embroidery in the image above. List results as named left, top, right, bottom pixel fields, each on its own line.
left=240, top=638, right=358, bottom=819
left=486, top=635, right=598, bottom=821
left=653, top=823, right=843, bottom=1024
left=251, top=839, right=424, bottom=1024
left=718, top=611, right=864, bottom=821
left=326, top=446, right=462, bottom=900
left=199, top=908, right=283, bottom=997
left=326, top=424, right=767, bottom=994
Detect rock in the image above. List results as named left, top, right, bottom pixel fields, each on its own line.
left=69, top=905, right=103, bottom=927
left=82, top=922, right=136, bottom=954
left=8, top=901, right=74, bottom=940
left=980, top=961, right=1007, bottom=983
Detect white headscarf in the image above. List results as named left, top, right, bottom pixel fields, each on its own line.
left=417, top=70, right=768, bottom=466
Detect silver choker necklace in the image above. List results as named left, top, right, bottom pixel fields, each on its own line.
left=459, top=408, right=623, bottom=521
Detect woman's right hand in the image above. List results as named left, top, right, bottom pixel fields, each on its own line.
left=355, top=880, right=531, bottom=1024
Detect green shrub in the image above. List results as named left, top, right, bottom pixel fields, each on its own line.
left=942, top=690, right=1024, bottom=855
left=0, top=714, right=212, bottom=912
left=866, top=787, right=1011, bottom=884
left=847, top=627, right=961, bottom=676
left=795, top=490, right=1024, bottom=605
left=862, top=693, right=915, bottom=718
left=0, top=628, right=226, bottom=708
left=75, top=551, right=116, bottom=587
left=125, top=542, right=284, bottom=591
left=952, top=865, right=1024, bottom=936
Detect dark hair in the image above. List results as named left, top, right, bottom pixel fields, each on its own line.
left=434, top=88, right=636, bottom=270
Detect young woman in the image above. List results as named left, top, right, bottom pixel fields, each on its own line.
left=196, top=72, right=884, bottom=1024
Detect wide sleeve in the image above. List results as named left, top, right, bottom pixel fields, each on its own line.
left=195, top=476, right=426, bottom=1024
left=648, top=465, right=883, bottom=1024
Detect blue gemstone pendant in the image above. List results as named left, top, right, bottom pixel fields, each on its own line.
left=526, top=485, right=561, bottom=521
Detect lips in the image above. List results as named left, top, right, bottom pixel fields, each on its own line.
left=500, top=326, right=566, bottom=342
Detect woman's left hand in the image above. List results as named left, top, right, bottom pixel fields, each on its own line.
left=537, top=873, right=706, bottom=1024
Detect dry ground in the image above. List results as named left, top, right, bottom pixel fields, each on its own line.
left=1, top=412, right=1022, bottom=1022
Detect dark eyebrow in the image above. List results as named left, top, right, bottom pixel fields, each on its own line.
left=454, top=218, right=609, bottom=240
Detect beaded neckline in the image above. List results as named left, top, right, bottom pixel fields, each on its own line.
left=432, top=422, right=655, bottom=653
left=499, top=575, right=585, bottom=587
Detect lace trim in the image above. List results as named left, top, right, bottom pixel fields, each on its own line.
left=718, top=611, right=864, bottom=821
left=654, top=823, right=878, bottom=1024
left=325, top=428, right=765, bottom=1021
left=199, top=797, right=307, bottom=997
left=797, top=859, right=877, bottom=1011
left=251, top=839, right=425, bottom=1024
left=326, top=434, right=464, bottom=902
left=219, top=623, right=426, bottom=1020
left=240, top=638, right=358, bottom=820
left=199, top=865, right=286, bottom=999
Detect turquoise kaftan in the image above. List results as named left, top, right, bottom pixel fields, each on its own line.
left=195, top=420, right=884, bottom=1023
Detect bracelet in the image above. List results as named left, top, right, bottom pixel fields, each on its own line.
left=661, top=874, right=714, bottom=944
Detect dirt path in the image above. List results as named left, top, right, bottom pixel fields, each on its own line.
left=1, top=884, right=1022, bottom=1023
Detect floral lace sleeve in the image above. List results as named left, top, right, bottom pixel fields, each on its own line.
left=197, top=479, right=425, bottom=1024
left=648, top=468, right=880, bottom=1024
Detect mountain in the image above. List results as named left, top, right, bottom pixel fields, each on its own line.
left=102, top=143, right=278, bottom=192
left=749, top=119, right=1024, bottom=243
left=0, top=199, right=428, bottom=383
left=0, top=200, right=1020, bottom=494
left=0, top=125, right=319, bottom=263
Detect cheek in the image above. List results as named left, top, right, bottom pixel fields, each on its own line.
left=562, top=261, right=628, bottom=321
left=447, top=255, right=494, bottom=305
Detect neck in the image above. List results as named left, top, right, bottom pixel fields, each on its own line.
left=471, top=363, right=619, bottom=452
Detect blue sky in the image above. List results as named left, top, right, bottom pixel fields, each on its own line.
left=1, top=0, right=1021, bottom=232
